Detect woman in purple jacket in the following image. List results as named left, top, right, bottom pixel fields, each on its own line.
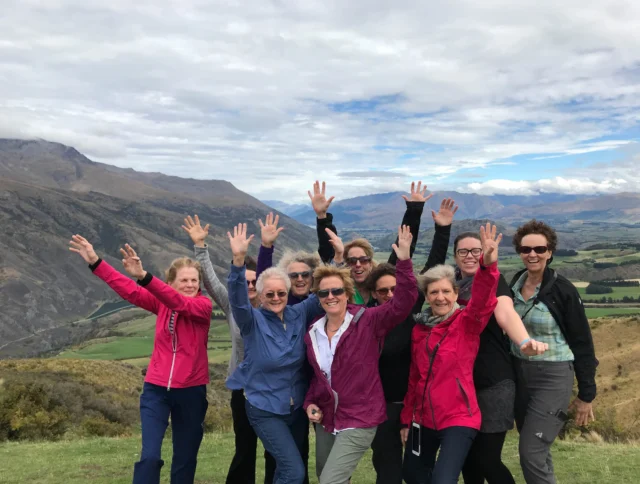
left=303, top=225, right=418, bottom=484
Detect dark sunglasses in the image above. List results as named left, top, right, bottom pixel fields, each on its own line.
left=456, top=248, right=482, bottom=257
left=264, top=291, right=288, bottom=300
left=346, top=256, right=372, bottom=266
left=317, top=287, right=346, bottom=299
left=246, top=279, right=257, bottom=287
left=288, top=271, right=312, bottom=280
left=375, top=286, right=396, bottom=296
left=517, top=246, right=548, bottom=255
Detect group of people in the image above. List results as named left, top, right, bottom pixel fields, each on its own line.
left=69, top=180, right=598, bottom=484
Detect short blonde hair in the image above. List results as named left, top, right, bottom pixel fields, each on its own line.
left=256, top=267, right=291, bottom=294
left=417, top=264, right=458, bottom=294
left=277, top=250, right=321, bottom=273
left=311, top=265, right=356, bottom=301
left=165, top=257, right=203, bottom=284
left=344, top=238, right=375, bottom=260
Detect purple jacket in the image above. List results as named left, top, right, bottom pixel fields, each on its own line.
left=303, top=259, right=418, bottom=433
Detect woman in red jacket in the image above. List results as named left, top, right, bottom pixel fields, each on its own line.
left=69, top=235, right=212, bottom=484
left=400, top=224, right=501, bottom=484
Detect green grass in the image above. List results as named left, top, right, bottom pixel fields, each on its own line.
left=0, top=431, right=638, bottom=483
left=578, top=286, right=640, bottom=301
left=585, top=308, right=640, bottom=318
left=57, top=337, right=154, bottom=360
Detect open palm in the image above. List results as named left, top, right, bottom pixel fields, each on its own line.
left=308, top=180, right=334, bottom=216
left=259, top=212, right=284, bottom=248
left=228, top=223, right=254, bottom=257
left=432, top=198, right=459, bottom=226
left=182, top=214, right=210, bottom=245
left=392, top=225, right=413, bottom=261
left=480, top=223, right=502, bottom=266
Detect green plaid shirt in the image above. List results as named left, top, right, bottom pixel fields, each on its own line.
left=511, top=272, right=574, bottom=362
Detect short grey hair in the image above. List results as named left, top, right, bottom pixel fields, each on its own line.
left=256, top=267, right=291, bottom=294
left=277, top=250, right=321, bottom=273
left=417, top=264, right=458, bottom=293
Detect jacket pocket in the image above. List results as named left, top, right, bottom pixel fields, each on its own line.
left=456, top=378, right=473, bottom=416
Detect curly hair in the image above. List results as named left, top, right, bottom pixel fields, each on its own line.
left=165, top=257, right=203, bottom=284
left=311, top=264, right=356, bottom=301
left=512, top=219, right=558, bottom=253
left=417, top=264, right=458, bottom=294
left=277, top=250, right=321, bottom=273
left=364, top=263, right=397, bottom=292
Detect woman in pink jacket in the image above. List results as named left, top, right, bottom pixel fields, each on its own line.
left=400, top=224, right=502, bottom=484
left=69, top=235, right=212, bottom=484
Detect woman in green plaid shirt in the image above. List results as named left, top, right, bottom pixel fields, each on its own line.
left=509, top=220, right=598, bottom=484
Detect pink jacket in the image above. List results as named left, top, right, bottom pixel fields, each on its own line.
left=92, top=260, right=212, bottom=389
left=400, top=256, right=499, bottom=431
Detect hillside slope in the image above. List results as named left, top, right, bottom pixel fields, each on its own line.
left=0, top=139, right=315, bottom=355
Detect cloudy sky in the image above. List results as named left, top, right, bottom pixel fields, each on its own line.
left=1, top=0, right=640, bottom=202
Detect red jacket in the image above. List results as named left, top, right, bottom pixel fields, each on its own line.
left=400, top=257, right=499, bottom=431
left=92, top=260, right=212, bottom=389
left=304, top=259, right=418, bottom=433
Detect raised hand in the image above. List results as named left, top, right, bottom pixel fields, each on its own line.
left=479, top=223, right=502, bottom=266
left=259, top=212, right=284, bottom=248
left=520, top=338, right=549, bottom=357
left=182, top=214, right=210, bottom=247
left=69, top=235, right=99, bottom=264
left=431, top=198, right=459, bottom=226
left=392, top=225, right=413, bottom=261
left=228, top=223, right=255, bottom=266
left=308, top=180, right=335, bottom=218
left=401, top=181, right=433, bottom=203
left=325, top=228, right=344, bottom=263
left=119, top=244, right=146, bottom=279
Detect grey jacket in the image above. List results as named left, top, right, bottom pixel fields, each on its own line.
left=194, top=245, right=244, bottom=379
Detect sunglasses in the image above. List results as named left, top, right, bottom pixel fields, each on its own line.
left=264, top=291, right=288, bottom=300
left=288, top=271, right=312, bottom=280
left=316, top=287, right=346, bottom=299
left=346, top=256, right=372, bottom=266
left=375, top=286, right=396, bottom=296
left=246, top=279, right=257, bottom=288
left=517, top=246, right=548, bottom=255
left=456, top=248, right=482, bottom=257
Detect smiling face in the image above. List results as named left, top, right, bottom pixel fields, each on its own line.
left=246, top=269, right=258, bottom=301
left=170, top=267, right=200, bottom=297
left=454, top=237, right=483, bottom=278
left=373, top=274, right=397, bottom=304
left=317, top=275, right=349, bottom=318
left=287, top=261, right=313, bottom=298
left=346, top=247, right=373, bottom=284
left=425, top=278, right=458, bottom=317
left=259, top=276, right=289, bottom=316
left=518, top=234, right=552, bottom=273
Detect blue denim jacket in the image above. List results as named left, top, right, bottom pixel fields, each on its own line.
left=226, top=264, right=324, bottom=415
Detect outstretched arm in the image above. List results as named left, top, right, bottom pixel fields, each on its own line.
left=420, top=198, right=457, bottom=274
left=309, top=180, right=337, bottom=263
left=388, top=181, right=432, bottom=265
left=183, top=215, right=231, bottom=316
left=227, top=223, right=257, bottom=336
left=69, top=235, right=160, bottom=314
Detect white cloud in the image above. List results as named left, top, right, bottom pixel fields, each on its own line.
left=464, top=177, right=631, bottom=196
left=0, top=0, right=640, bottom=201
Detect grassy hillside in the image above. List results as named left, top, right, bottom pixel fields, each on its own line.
left=1, top=432, right=638, bottom=484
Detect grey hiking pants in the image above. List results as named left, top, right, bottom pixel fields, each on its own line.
left=514, top=359, right=574, bottom=484
left=314, top=424, right=377, bottom=484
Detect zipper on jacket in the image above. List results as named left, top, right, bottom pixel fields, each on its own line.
left=456, top=378, right=472, bottom=416
left=167, top=311, right=177, bottom=391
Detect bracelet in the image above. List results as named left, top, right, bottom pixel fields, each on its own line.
left=519, top=338, right=531, bottom=347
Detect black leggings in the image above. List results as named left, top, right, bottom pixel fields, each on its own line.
left=461, top=431, right=515, bottom=484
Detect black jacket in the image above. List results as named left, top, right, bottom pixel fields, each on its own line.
left=509, top=266, right=598, bottom=403
left=316, top=201, right=452, bottom=402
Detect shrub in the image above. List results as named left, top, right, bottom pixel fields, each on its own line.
left=585, top=283, right=613, bottom=294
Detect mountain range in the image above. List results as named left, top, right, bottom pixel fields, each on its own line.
left=0, top=139, right=315, bottom=356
